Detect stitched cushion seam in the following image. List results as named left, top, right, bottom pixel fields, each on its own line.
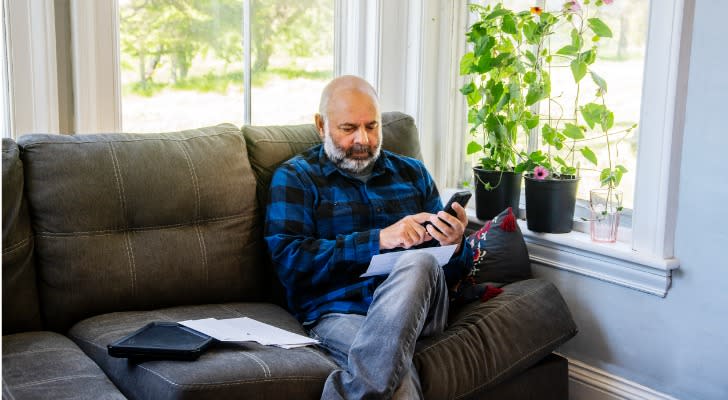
left=136, top=365, right=324, bottom=389
left=35, top=213, right=254, bottom=236
left=2, top=236, right=31, bottom=255
left=2, top=347, right=86, bottom=358
left=10, top=374, right=108, bottom=389
left=20, top=129, right=241, bottom=148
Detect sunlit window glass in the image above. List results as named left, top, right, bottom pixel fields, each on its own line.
left=118, top=0, right=334, bottom=133
left=469, top=0, right=648, bottom=209
left=250, top=0, right=334, bottom=125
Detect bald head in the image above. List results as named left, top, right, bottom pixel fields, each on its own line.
left=318, top=75, right=380, bottom=121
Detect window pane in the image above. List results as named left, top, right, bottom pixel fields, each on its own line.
left=119, top=0, right=334, bottom=132
left=543, top=0, right=647, bottom=209
left=119, top=0, right=245, bottom=133
left=249, top=0, right=334, bottom=125
left=469, top=0, right=648, bottom=209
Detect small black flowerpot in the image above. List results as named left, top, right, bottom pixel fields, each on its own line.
left=524, top=175, right=579, bottom=233
left=473, top=167, right=522, bottom=221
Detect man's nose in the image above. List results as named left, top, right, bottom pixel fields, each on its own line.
left=354, top=126, right=369, bottom=144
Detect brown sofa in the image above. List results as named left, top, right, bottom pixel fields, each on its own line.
left=2, top=112, right=577, bottom=399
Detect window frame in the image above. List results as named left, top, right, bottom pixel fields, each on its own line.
left=4, top=0, right=59, bottom=137
left=69, top=0, right=121, bottom=133
left=430, top=0, right=689, bottom=296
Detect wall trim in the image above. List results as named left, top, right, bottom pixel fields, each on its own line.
left=567, top=357, right=679, bottom=400
left=463, top=204, right=678, bottom=297
left=519, top=218, right=678, bottom=297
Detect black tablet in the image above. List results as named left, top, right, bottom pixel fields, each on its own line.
left=107, top=322, right=214, bottom=361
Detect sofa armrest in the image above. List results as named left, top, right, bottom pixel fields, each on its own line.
left=413, top=278, right=577, bottom=399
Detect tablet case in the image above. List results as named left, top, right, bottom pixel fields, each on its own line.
left=107, top=322, right=214, bottom=361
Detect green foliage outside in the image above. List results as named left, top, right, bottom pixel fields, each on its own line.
left=460, top=0, right=635, bottom=190
left=120, top=0, right=333, bottom=96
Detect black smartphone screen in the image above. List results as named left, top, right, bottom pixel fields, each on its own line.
left=442, top=191, right=472, bottom=216
left=423, top=191, right=472, bottom=230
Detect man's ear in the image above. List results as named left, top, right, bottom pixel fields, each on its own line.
left=314, top=114, right=325, bottom=139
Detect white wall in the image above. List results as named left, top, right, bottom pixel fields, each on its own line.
left=536, top=0, right=728, bottom=398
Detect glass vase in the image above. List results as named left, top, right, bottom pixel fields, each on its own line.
left=589, top=188, right=623, bottom=243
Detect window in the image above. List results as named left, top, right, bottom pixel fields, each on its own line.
left=116, top=0, right=334, bottom=133
left=14, top=0, right=683, bottom=295
left=464, top=0, right=647, bottom=212
left=422, top=0, right=686, bottom=296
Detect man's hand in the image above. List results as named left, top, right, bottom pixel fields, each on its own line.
left=379, top=213, right=434, bottom=250
left=425, top=202, right=467, bottom=252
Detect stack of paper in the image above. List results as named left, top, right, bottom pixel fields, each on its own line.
left=361, top=244, right=458, bottom=277
left=179, top=317, right=318, bottom=349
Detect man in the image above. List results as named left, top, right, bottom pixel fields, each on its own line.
left=265, top=75, right=473, bottom=399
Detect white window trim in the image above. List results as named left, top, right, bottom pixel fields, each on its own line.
left=418, top=0, right=469, bottom=187
left=432, top=0, right=689, bottom=297
left=335, top=0, right=380, bottom=89
left=5, top=0, right=59, bottom=137
left=69, top=0, right=121, bottom=133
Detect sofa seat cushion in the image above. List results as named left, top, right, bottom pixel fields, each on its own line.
left=2, top=331, right=126, bottom=400
left=413, top=279, right=577, bottom=400
left=69, top=303, right=337, bottom=400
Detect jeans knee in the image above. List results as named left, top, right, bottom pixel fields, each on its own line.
left=393, top=252, right=442, bottom=281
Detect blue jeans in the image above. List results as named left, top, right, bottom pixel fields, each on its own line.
left=307, top=252, right=449, bottom=400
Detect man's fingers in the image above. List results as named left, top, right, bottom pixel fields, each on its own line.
left=451, top=202, right=468, bottom=224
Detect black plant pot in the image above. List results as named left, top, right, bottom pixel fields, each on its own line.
left=473, top=167, right=522, bottom=221
left=524, top=175, right=579, bottom=233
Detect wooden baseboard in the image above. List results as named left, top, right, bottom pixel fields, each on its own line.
left=564, top=357, right=679, bottom=400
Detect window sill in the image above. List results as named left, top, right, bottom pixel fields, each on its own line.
left=464, top=208, right=680, bottom=297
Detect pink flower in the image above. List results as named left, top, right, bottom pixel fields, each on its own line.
left=534, top=166, right=549, bottom=180
left=565, top=1, right=581, bottom=12
left=603, top=0, right=613, bottom=4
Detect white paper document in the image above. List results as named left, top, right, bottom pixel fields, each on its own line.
left=360, top=244, right=458, bottom=278
left=179, top=317, right=318, bottom=349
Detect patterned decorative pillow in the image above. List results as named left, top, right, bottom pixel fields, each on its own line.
left=450, top=207, right=532, bottom=305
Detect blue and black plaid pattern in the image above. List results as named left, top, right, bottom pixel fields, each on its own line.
left=265, top=145, right=473, bottom=324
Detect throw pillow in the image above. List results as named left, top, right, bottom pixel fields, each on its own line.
left=450, top=207, right=532, bottom=305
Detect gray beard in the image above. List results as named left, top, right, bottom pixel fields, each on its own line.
left=323, top=132, right=382, bottom=174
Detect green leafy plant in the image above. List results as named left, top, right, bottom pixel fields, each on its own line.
left=460, top=3, right=545, bottom=175
left=461, top=0, right=634, bottom=191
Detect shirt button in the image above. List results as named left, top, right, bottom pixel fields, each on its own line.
left=376, top=207, right=382, bottom=212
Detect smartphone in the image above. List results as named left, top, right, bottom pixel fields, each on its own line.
left=423, top=190, right=472, bottom=230
left=442, top=190, right=472, bottom=217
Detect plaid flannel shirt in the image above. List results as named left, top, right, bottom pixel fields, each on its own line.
left=264, top=145, right=473, bottom=325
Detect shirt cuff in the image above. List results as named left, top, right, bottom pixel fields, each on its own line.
left=352, top=229, right=380, bottom=266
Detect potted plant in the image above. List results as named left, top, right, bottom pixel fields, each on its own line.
left=501, top=0, right=634, bottom=234
left=459, top=3, right=540, bottom=221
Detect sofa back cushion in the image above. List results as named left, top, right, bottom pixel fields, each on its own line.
left=18, top=126, right=265, bottom=332
left=2, top=139, right=43, bottom=334
left=243, top=112, right=422, bottom=206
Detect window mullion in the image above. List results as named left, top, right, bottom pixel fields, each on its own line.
left=243, top=0, right=251, bottom=126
